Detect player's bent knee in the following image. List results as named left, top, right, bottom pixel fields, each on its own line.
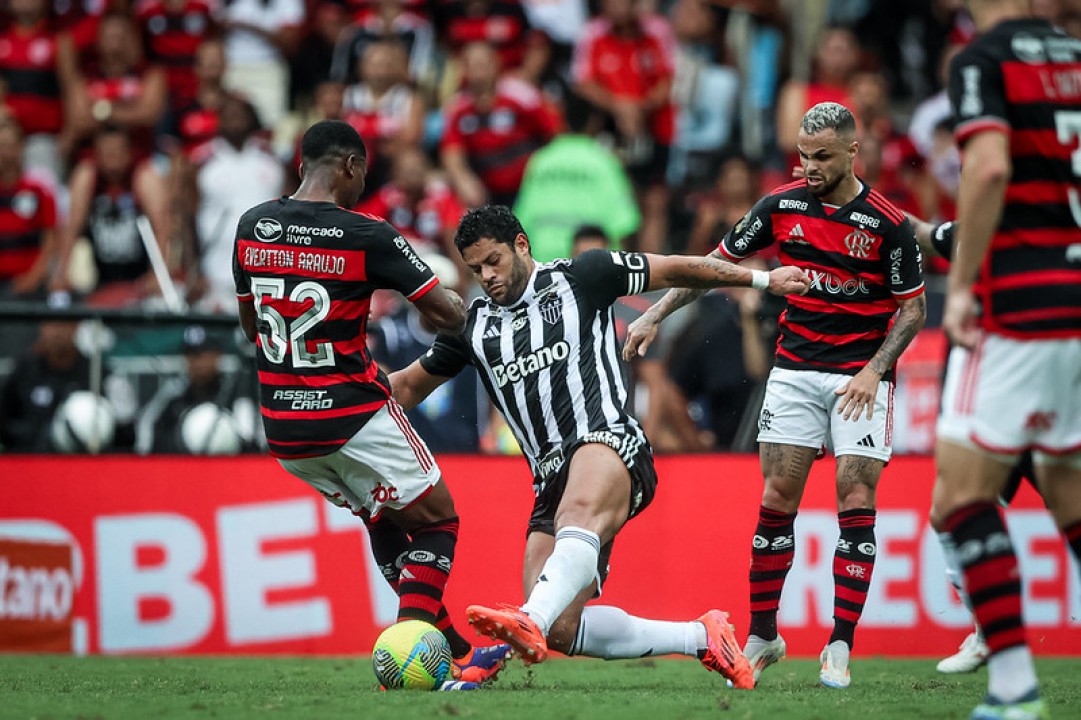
left=761, top=482, right=802, bottom=514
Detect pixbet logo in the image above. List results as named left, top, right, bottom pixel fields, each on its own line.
left=807, top=269, right=869, bottom=296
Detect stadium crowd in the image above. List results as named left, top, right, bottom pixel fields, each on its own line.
left=0, top=0, right=1078, bottom=455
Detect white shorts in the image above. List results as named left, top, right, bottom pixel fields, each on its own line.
left=278, top=400, right=441, bottom=520
left=756, top=366, right=894, bottom=462
left=937, top=335, right=1081, bottom=466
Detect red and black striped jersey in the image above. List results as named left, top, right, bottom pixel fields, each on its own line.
left=233, top=198, right=439, bottom=459
left=135, top=0, right=217, bottom=108
left=0, top=23, right=65, bottom=135
left=0, top=175, right=57, bottom=279
left=719, top=180, right=924, bottom=380
left=949, top=18, right=1081, bottom=339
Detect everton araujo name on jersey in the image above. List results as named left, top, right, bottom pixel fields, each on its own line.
left=719, top=180, right=924, bottom=381
left=234, top=197, right=439, bottom=459
left=420, top=249, right=651, bottom=482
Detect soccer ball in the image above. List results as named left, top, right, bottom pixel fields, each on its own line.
left=179, top=403, right=241, bottom=455
left=372, top=620, right=452, bottom=690
left=50, top=391, right=115, bottom=454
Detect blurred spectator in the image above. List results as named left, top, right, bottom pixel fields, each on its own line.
left=685, top=154, right=758, bottom=257
left=0, top=120, right=60, bottom=299
left=722, top=1, right=785, bottom=162
left=666, top=286, right=771, bottom=450
left=331, top=0, right=436, bottom=88
left=435, top=0, right=549, bottom=87
left=187, top=94, right=283, bottom=312
left=441, top=41, right=562, bottom=208
left=0, top=319, right=136, bottom=452
left=135, top=0, right=219, bottom=112
left=667, top=0, right=738, bottom=189
left=908, top=42, right=964, bottom=162
left=848, top=70, right=928, bottom=218
left=342, top=38, right=424, bottom=197
left=0, top=0, right=77, bottom=185
left=163, top=37, right=228, bottom=157
left=513, top=104, right=639, bottom=262
left=289, top=2, right=347, bottom=111
left=357, top=146, right=466, bottom=263
left=572, top=0, right=676, bottom=254
left=519, top=0, right=587, bottom=99
left=135, top=324, right=256, bottom=454
left=66, top=12, right=168, bottom=160
left=367, top=253, right=481, bottom=452
left=220, top=0, right=304, bottom=131
left=54, top=126, right=171, bottom=299
left=283, top=78, right=345, bottom=192
left=775, top=25, right=859, bottom=159
left=51, top=0, right=105, bottom=61
left=0, top=320, right=87, bottom=451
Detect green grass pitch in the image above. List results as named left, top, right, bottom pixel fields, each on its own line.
left=2, top=655, right=1080, bottom=719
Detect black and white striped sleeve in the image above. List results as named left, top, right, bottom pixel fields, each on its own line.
left=569, top=249, right=651, bottom=308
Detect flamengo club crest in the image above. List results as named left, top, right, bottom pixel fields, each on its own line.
left=845, top=228, right=874, bottom=258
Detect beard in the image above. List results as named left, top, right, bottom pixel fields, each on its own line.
left=807, top=171, right=844, bottom=198
left=493, top=253, right=532, bottom=306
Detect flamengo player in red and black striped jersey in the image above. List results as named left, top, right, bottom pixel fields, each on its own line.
left=625, top=102, right=927, bottom=690
left=233, top=120, right=507, bottom=689
left=934, top=2, right=1081, bottom=717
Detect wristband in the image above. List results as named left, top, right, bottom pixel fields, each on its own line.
left=751, top=269, right=769, bottom=291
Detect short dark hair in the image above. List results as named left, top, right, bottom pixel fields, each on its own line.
left=572, top=224, right=608, bottom=245
left=454, top=205, right=526, bottom=252
left=300, top=120, right=367, bottom=166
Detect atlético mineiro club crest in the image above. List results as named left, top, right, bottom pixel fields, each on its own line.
left=539, top=296, right=562, bottom=324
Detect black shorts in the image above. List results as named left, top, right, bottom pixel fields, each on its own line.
left=527, top=434, right=658, bottom=588
left=625, top=141, right=670, bottom=188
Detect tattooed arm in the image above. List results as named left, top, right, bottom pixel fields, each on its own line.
left=835, top=293, right=927, bottom=421
left=621, top=250, right=809, bottom=360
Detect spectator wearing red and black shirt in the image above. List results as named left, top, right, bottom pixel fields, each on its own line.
left=435, top=0, right=549, bottom=85
left=0, top=0, right=77, bottom=183
left=358, top=146, right=466, bottom=263
left=135, top=0, right=219, bottom=111
left=163, top=37, right=227, bottom=158
left=0, top=120, right=59, bottom=298
left=330, top=0, right=436, bottom=87
left=572, top=0, right=676, bottom=253
left=67, top=13, right=168, bottom=160
left=441, top=41, right=562, bottom=208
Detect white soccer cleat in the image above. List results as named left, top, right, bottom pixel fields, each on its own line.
left=745, top=634, right=787, bottom=685
left=937, top=632, right=990, bottom=674
left=819, top=640, right=851, bottom=689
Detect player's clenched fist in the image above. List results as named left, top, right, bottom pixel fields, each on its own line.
left=768, top=266, right=810, bottom=296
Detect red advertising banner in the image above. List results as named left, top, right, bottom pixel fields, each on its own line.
left=0, top=538, right=74, bottom=652
left=0, top=455, right=1077, bottom=656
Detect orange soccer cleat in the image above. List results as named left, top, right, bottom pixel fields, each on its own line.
left=697, top=610, right=755, bottom=690
left=466, top=604, right=548, bottom=666
left=452, top=643, right=513, bottom=684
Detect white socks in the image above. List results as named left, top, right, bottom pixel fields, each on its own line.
left=521, top=527, right=601, bottom=635
left=570, top=605, right=707, bottom=659
left=988, top=646, right=1039, bottom=702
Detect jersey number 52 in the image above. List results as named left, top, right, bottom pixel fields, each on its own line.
left=250, top=277, right=335, bottom=368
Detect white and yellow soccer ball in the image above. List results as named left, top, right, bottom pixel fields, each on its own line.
left=372, top=620, right=453, bottom=690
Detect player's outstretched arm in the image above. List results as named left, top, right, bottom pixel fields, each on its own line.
left=389, top=360, right=453, bottom=411
left=413, top=286, right=466, bottom=335
left=622, top=250, right=809, bottom=360
left=904, top=212, right=956, bottom=261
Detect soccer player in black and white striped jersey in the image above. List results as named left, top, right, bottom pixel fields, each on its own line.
left=390, top=205, right=809, bottom=684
